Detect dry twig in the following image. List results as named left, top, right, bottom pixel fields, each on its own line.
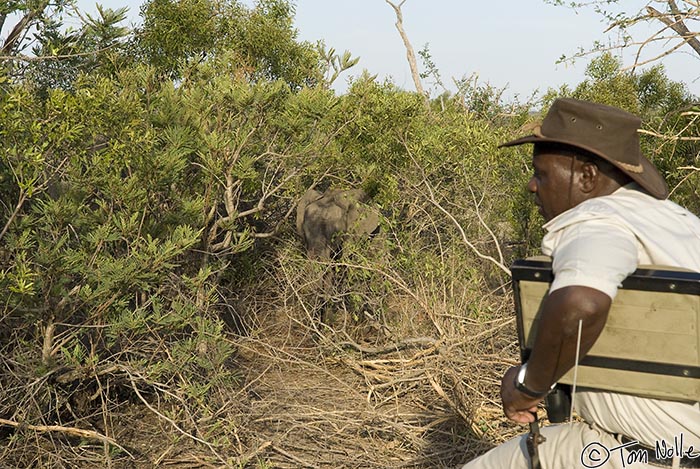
left=0, top=417, right=132, bottom=457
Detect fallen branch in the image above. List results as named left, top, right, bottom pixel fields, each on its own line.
left=0, top=417, right=132, bottom=457
left=236, top=440, right=273, bottom=466
left=271, top=443, right=320, bottom=469
left=339, top=337, right=438, bottom=355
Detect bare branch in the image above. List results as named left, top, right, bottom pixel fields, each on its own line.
left=626, top=35, right=690, bottom=71
left=668, top=0, right=684, bottom=22
left=638, top=128, right=700, bottom=140
left=646, top=5, right=700, bottom=57
left=399, top=138, right=511, bottom=276
left=425, top=185, right=511, bottom=277
left=2, top=10, right=37, bottom=56
left=0, top=191, right=27, bottom=242
left=557, top=1, right=700, bottom=71
left=0, top=44, right=123, bottom=64
left=384, top=0, right=426, bottom=99
left=468, top=186, right=506, bottom=268
left=670, top=164, right=700, bottom=196
left=333, top=259, right=446, bottom=336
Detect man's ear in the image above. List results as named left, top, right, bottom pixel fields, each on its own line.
left=579, top=162, right=599, bottom=194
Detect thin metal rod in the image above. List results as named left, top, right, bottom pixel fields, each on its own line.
left=569, top=319, right=584, bottom=423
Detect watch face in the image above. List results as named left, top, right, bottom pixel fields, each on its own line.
left=517, top=364, right=527, bottom=384
left=515, top=363, right=547, bottom=398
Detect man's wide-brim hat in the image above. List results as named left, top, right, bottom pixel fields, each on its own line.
left=500, top=98, right=668, bottom=199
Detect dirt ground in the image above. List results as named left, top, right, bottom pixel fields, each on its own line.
left=0, top=256, right=525, bottom=469
left=216, top=290, right=524, bottom=469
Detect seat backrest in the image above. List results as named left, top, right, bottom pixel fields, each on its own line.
left=512, top=257, right=700, bottom=402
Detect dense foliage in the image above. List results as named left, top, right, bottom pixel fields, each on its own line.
left=0, top=0, right=696, bottom=466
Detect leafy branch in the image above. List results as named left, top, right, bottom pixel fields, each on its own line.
left=317, top=42, right=360, bottom=87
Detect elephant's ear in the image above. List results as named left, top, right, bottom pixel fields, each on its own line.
left=347, top=205, right=380, bottom=235
left=344, top=189, right=369, bottom=204
left=330, top=189, right=368, bottom=212
left=296, top=188, right=323, bottom=236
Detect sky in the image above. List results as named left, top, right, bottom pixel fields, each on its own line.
left=10, top=1, right=700, bottom=99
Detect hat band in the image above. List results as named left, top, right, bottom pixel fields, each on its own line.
left=614, top=160, right=644, bottom=174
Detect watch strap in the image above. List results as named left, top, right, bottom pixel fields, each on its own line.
left=514, top=364, right=551, bottom=398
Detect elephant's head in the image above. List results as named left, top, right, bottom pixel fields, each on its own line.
left=296, top=188, right=323, bottom=237
left=296, top=188, right=380, bottom=259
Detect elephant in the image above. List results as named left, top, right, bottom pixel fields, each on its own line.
left=296, top=188, right=380, bottom=260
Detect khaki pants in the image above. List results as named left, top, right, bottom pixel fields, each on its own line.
left=462, top=389, right=700, bottom=468
left=461, top=422, right=659, bottom=469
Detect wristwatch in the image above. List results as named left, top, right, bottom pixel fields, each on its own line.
left=514, top=363, right=552, bottom=398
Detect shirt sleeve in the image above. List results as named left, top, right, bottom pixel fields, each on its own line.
left=547, top=219, right=638, bottom=299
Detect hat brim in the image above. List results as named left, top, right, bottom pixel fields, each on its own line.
left=500, top=134, right=669, bottom=200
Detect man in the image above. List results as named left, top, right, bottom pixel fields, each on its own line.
left=463, top=98, right=700, bottom=468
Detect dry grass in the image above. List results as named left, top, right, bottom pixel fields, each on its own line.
left=0, top=208, right=528, bottom=468
left=218, top=239, right=524, bottom=468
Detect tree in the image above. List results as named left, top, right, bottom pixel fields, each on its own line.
left=546, top=0, right=700, bottom=71
left=136, top=0, right=219, bottom=78
left=383, top=0, right=426, bottom=99
left=0, top=41, right=331, bottom=469
left=0, top=1, right=335, bottom=464
left=24, top=5, right=131, bottom=92
left=1, top=1, right=72, bottom=77
left=136, top=0, right=322, bottom=88
left=646, top=0, right=700, bottom=59
left=0, top=2, right=131, bottom=92
left=546, top=1, right=700, bottom=208
left=1, top=1, right=71, bottom=56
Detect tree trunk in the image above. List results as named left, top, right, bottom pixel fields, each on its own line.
left=1, top=0, right=50, bottom=56
left=646, top=1, right=700, bottom=58
left=384, top=0, right=427, bottom=99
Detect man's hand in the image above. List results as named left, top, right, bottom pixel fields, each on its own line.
left=500, top=366, right=544, bottom=424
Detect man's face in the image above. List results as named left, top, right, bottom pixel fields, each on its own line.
left=527, top=148, right=579, bottom=222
